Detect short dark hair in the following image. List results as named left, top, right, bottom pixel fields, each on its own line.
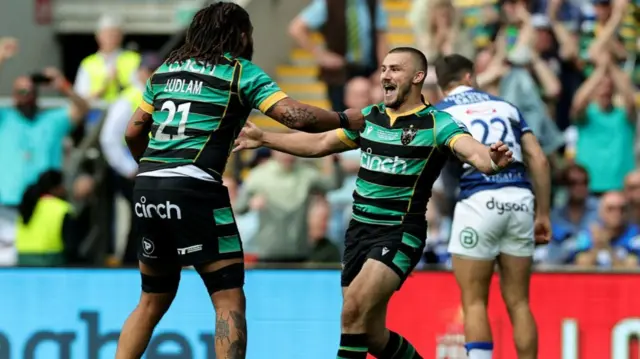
left=166, top=2, right=252, bottom=65
left=562, top=163, right=589, bottom=185
left=434, top=54, right=475, bottom=89
left=388, top=47, right=428, bottom=74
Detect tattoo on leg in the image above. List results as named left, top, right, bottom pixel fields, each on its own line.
left=227, top=311, right=247, bottom=359
left=215, top=312, right=231, bottom=345
left=133, top=120, right=146, bottom=126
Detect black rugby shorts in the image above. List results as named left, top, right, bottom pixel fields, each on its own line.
left=133, top=176, right=243, bottom=267
left=341, top=216, right=426, bottom=289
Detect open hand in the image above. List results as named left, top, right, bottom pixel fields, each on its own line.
left=489, top=140, right=514, bottom=169
left=42, top=67, right=69, bottom=91
left=0, top=37, right=18, bottom=61
left=534, top=215, right=552, bottom=244
left=233, top=121, right=264, bottom=152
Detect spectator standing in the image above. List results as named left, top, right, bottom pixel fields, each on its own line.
left=408, top=0, right=474, bottom=61
left=74, top=14, right=141, bottom=103
left=577, top=0, right=628, bottom=78
left=546, top=0, right=585, bottom=130
left=308, top=195, right=341, bottom=263
left=571, top=52, right=636, bottom=194
left=288, top=0, right=388, bottom=111
left=15, top=170, right=77, bottom=267
left=572, top=191, right=640, bottom=268
left=0, top=43, right=88, bottom=266
left=235, top=152, right=344, bottom=262
left=99, top=53, right=162, bottom=265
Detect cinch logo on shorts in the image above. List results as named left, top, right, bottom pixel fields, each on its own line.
left=485, top=197, right=530, bottom=215
left=361, top=148, right=407, bottom=174
left=134, top=196, right=183, bottom=220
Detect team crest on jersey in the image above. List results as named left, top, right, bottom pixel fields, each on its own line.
left=401, top=126, right=417, bottom=145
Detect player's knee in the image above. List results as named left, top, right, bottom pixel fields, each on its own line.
left=137, top=292, right=174, bottom=318
left=504, top=297, right=530, bottom=316
left=341, top=296, right=366, bottom=329
left=199, top=262, right=245, bottom=296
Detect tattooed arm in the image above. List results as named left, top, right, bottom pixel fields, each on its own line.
left=124, top=108, right=153, bottom=162
left=265, top=97, right=363, bottom=133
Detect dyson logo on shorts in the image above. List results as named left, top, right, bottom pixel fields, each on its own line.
left=486, top=197, right=530, bottom=215
left=135, top=196, right=182, bottom=219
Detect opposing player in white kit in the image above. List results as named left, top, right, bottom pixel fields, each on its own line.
left=434, top=55, right=552, bottom=359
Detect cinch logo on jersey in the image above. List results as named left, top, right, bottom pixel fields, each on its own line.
left=134, top=196, right=183, bottom=219
left=486, top=197, right=530, bottom=215
left=360, top=148, right=407, bottom=174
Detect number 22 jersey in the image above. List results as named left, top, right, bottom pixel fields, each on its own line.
left=137, top=54, right=287, bottom=181
left=434, top=86, right=533, bottom=200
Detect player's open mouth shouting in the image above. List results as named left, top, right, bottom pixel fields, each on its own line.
left=382, top=81, right=397, bottom=99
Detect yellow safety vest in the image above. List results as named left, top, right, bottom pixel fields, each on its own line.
left=16, top=196, right=72, bottom=254
left=121, top=85, right=143, bottom=112
left=81, top=50, right=141, bottom=103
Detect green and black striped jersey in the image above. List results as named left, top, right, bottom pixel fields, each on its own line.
left=138, top=54, right=287, bottom=180
left=336, top=103, right=469, bottom=226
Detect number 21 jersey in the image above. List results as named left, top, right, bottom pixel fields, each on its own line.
left=137, top=54, right=287, bottom=181
left=434, top=86, right=533, bottom=200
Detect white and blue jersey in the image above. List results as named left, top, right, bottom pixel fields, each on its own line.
left=434, top=86, right=533, bottom=200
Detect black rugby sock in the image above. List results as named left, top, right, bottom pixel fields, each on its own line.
left=377, top=331, right=423, bottom=359
left=337, top=333, right=368, bottom=359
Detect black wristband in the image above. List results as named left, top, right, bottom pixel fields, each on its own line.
left=337, top=111, right=349, bottom=128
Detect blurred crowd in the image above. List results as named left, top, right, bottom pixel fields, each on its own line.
left=0, top=0, right=639, bottom=270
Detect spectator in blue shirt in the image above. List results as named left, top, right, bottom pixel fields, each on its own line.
left=0, top=41, right=88, bottom=264
left=571, top=191, right=640, bottom=268
left=543, top=164, right=599, bottom=264
left=552, top=165, right=599, bottom=235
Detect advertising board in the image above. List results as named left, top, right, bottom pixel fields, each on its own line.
left=1, top=269, right=639, bottom=358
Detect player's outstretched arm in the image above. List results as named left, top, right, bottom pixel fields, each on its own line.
left=125, top=108, right=153, bottom=162
left=233, top=122, right=356, bottom=157
left=521, top=132, right=552, bottom=243
left=265, top=98, right=364, bottom=133
left=451, top=136, right=514, bottom=174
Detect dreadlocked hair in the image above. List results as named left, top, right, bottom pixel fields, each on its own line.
left=166, top=1, right=252, bottom=65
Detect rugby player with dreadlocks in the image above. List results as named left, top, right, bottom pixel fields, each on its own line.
left=114, top=2, right=364, bottom=358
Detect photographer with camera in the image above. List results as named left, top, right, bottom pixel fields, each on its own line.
left=0, top=37, right=89, bottom=266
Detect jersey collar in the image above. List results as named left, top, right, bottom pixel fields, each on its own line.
left=447, top=85, right=474, bottom=96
